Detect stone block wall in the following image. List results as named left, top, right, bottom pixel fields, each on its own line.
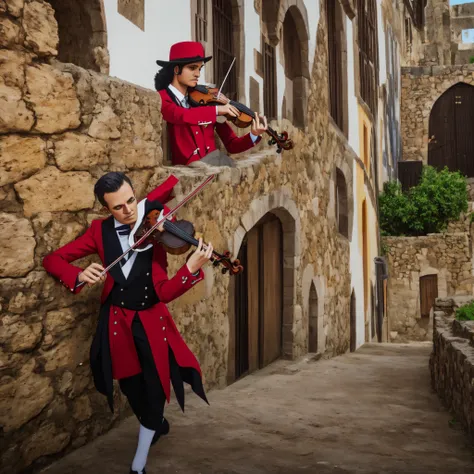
left=0, top=2, right=357, bottom=472
left=430, top=296, right=474, bottom=440
left=401, top=64, right=474, bottom=163
left=384, top=230, right=473, bottom=342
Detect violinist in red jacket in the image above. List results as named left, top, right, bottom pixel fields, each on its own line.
left=43, top=172, right=212, bottom=474
left=155, top=41, right=268, bottom=167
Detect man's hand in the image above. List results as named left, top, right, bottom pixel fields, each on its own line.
left=186, top=238, right=213, bottom=274
left=251, top=114, right=268, bottom=136
left=217, top=103, right=240, bottom=118
left=78, top=263, right=106, bottom=286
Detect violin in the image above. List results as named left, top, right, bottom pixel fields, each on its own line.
left=188, top=85, right=294, bottom=154
left=134, top=209, right=243, bottom=276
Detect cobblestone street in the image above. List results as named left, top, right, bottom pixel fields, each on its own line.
left=41, top=344, right=473, bottom=474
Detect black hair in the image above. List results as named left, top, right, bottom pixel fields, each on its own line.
left=94, top=172, right=133, bottom=207
left=154, top=64, right=184, bottom=91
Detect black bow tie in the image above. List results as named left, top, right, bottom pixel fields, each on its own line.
left=116, top=224, right=131, bottom=236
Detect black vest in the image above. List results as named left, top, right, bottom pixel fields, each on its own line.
left=109, top=248, right=159, bottom=311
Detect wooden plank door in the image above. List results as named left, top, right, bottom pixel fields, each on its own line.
left=247, top=227, right=260, bottom=374
left=429, top=83, right=474, bottom=177
left=234, top=240, right=249, bottom=380
left=454, top=83, right=474, bottom=178
left=260, top=218, right=283, bottom=368
left=420, top=274, right=438, bottom=318
left=428, top=86, right=457, bottom=172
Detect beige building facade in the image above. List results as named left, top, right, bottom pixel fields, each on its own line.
left=0, top=0, right=428, bottom=472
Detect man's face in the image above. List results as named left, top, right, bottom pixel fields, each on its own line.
left=177, top=61, right=204, bottom=87
left=103, top=182, right=138, bottom=225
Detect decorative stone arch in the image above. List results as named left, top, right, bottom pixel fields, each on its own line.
left=46, top=0, right=109, bottom=73
left=227, top=190, right=300, bottom=383
left=422, top=81, right=473, bottom=164
left=280, top=5, right=310, bottom=128
left=262, top=0, right=310, bottom=50
left=302, top=264, right=326, bottom=354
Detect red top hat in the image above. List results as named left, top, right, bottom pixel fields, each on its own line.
left=156, top=41, right=212, bottom=67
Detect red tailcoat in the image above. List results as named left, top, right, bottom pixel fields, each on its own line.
left=159, top=88, right=261, bottom=166
left=42, top=176, right=204, bottom=410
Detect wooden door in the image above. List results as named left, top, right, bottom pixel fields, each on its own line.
left=234, top=215, right=283, bottom=380
left=261, top=218, right=283, bottom=367
left=420, top=274, right=438, bottom=318
left=247, top=227, right=260, bottom=374
left=234, top=239, right=249, bottom=380
left=429, top=83, right=474, bottom=177
left=455, top=83, right=474, bottom=177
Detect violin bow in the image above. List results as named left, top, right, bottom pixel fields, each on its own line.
left=76, top=174, right=216, bottom=288
left=217, top=57, right=236, bottom=100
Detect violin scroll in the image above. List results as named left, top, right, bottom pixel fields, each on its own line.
left=188, top=85, right=294, bottom=154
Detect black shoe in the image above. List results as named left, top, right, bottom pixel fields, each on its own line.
left=151, top=417, right=169, bottom=446
left=129, top=469, right=146, bottom=474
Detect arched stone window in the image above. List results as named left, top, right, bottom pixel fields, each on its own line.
left=327, top=0, right=348, bottom=135
left=46, top=0, right=108, bottom=73
left=281, top=6, right=309, bottom=128
left=336, top=168, right=349, bottom=238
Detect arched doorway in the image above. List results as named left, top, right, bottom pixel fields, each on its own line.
left=46, top=0, right=108, bottom=73
left=350, top=290, right=356, bottom=352
left=282, top=6, right=309, bottom=129
left=234, top=213, right=283, bottom=380
left=428, top=83, right=474, bottom=177
left=308, top=284, right=318, bottom=353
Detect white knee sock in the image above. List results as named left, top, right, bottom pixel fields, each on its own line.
left=131, top=424, right=155, bottom=473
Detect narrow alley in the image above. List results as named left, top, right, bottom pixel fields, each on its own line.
left=41, top=344, right=473, bottom=474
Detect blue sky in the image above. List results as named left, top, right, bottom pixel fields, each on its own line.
left=450, top=0, right=474, bottom=5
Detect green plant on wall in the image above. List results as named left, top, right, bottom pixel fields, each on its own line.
left=470, top=57, right=474, bottom=64
left=455, top=302, right=474, bottom=321
left=379, top=166, right=468, bottom=236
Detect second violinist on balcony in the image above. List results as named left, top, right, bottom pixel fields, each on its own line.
left=154, top=41, right=268, bottom=167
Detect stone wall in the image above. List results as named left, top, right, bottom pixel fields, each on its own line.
left=401, top=64, right=474, bottom=163
left=384, top=229, right=473, bottom=343
left=0, top=1, right=358, bottom=472
left=424, top=0, right=453, bottom=66
left=430, top=296, right=474, bottom=440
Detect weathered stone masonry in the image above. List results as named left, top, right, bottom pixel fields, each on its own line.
left=430, top=296, right=474, bottom=440
left=401, top=64, right=474, bottom=164
left=0, top=1, right=358, bottom=473
left=383, top=221, right=473, bottom=343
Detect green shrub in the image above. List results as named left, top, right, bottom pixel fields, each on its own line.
left=379, top=166, right=468, bottom=236
left=470, top=57, right=474, bottom=64
left=455, top=302, right=474, bottom=321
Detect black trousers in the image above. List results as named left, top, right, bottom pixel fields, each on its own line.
left=119, top=315, right=166, bottom=431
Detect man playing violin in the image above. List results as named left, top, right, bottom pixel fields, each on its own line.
left=155, top=41, right=268, bottom=167
left=43, top=171, right=213, bottom=474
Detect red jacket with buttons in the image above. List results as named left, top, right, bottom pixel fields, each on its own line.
left=159, top=88, right=260, bottom=166
left=42, top=175, right=204, bottom=404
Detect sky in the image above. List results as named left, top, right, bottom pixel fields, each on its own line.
left=450, top=0, right=474, bottom=5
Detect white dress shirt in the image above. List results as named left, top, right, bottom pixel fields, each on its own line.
left=114, top=219, right=137, bottom=279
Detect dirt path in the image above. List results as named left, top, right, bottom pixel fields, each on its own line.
left=41, top=343, right=473, bottom=474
